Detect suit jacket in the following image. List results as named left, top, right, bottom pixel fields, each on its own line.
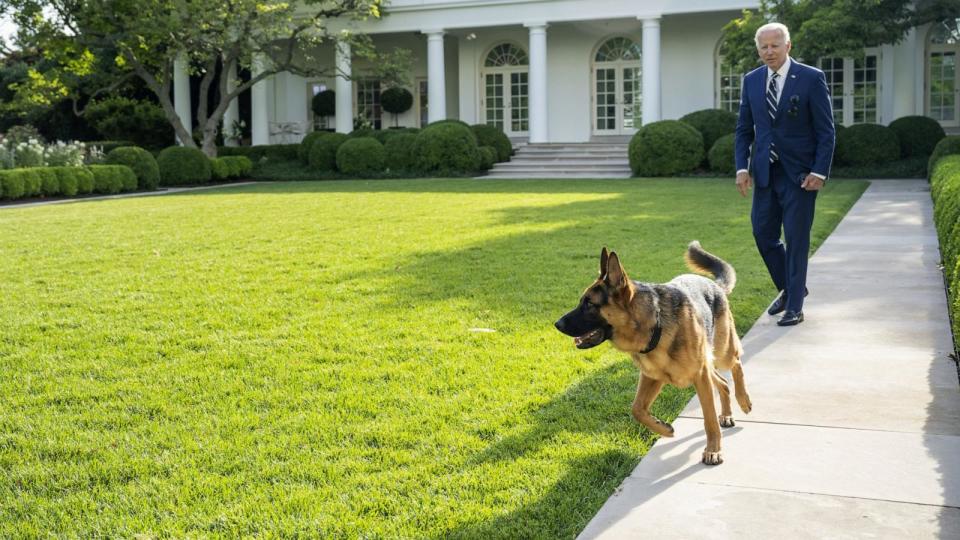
left=735, top=59, right=835, bottom=188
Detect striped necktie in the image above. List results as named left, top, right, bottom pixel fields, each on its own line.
left=767, top=72, right=779, bottom=163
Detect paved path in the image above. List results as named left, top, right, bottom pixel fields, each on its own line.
left=579, top=180, right=960, bottom=539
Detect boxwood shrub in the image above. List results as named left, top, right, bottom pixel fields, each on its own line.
left=37, top=168, right=60, bottom=196
left=20, top=169, right=41, bottom=197
left=629, top=120, right=704, bottom=176
left=471, top=124, right=512, bottom=162
left=889, top=115, right=945, bottom=158
left=336, top=137, right=386, bottom=176
left=413, top=122, right=481, bottom=173
left=156, top=146, right=212, bottom=186
left=929, top=155, right=960, bottom=347
left=106, top=146, right=160, bottom=190
left=680, top=108, right=737, bottom=155
left=221, top=156, right=253, bottom=178
left=211, top=158, right=230, bottom=181
left=299, top=132, right=328, bottom=163
left=707, top=133, right=736, bottom=175
left=75, top=167, right=95, bottom=194
left=221, top=144, right=299, bottom=163
left=50, top=167, right=79, bottom=196
left=478, top=146, right=497, bottom=171
left=929, top=136, right=960, bottom=179
left=384, top=133, right=418, bottom=172
left=0, top=170, right=26, bottom=199
left=838, top=124, right=899, bottom=166
left=309, top=133, right=349, bottom=171
left=88, top=164, right=137, bottom=194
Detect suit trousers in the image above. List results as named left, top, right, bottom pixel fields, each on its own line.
left=751, top=160, right=818, bottom=313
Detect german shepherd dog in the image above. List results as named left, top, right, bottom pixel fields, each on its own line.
left=554, top=242, right=752, bottom=465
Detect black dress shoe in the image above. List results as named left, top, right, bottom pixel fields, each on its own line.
left=777, top=310, right=804, bottom=326
left=767, top=287, right=809, bottom=316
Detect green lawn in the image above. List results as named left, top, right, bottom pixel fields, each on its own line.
left=0, top=178, right=867, bottom=538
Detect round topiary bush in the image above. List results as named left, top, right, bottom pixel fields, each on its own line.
left=708, top=133, right=736, bottom=175
left=413, top=122, right=481, bottom=173
left=478, top=146, right=497, bottom=171
left=106, top=146, right=160, bottom=190
left=427, top=119, right=472, bottom=130
left=929, top=135, right=960, bottom=178
left=629, top=120, right=704, bottom=176
left=312, top=89, right=336, bottom=119
left=471, top=124, right=512, bottom=162
left=832, top=124, right=848, bottom=166
left=156, top=146, right=212, bottom=186
left=889, top=115, right=946, bottom=158
left=210, top=158, right=230, bottom=181
left=299, top=131, right=329, bottom=163
left=381, top=87, right=413, bottom=128
left=309, top=132, right=349, bottom=171
left=384, top=133, right=418, bottom=172
left=839, top=124, right=900, bottom=166
left=680, top=109, right=738, bottom=155
left=336, top=137, right=386, bottom=176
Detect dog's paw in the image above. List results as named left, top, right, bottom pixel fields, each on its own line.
left=737, top=395, right=753, bottom=414
left=701, top=451, right=723, bottom=466
left=719, top=415, right=735, bottom=428
left=658, top=421, right=675, bottom=437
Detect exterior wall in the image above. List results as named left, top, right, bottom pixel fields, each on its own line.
left=660, top=12, right=735, bottom=120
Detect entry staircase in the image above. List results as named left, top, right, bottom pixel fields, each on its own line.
left=482, top=141, right=631, bottom=179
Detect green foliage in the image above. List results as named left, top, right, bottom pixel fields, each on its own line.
left=471, top=124, right=512, bottom=162
left=210, top=158, right=230, bottom=181
left=156, top=146, right=212, bottom=186
left=106, top=146, right=161, bottom=190
left=929, top=155, right=960, bottom=346
left=299, top=132, right=329, bottom=163
left=838, top=123, right=899, bottom=166
left=831, top=156, right=927, bottom=179
left=36, top=168, right=60, bottom=196
left=74, top=167, right=95, bottom=194
left=680, top=109, right=738, bottom=155
left=336, top=137, right=386, bottom=176
left=629, top=120, right=704, bottom=177
left=220, top=156, right=253, bottom=178
left=87, top=164, right=136, bottom=194
left=311, top=90, right=336, bottom=118
left=381, top=87, right=413, bottom=127
left=309, top=133, right=349, bottom=171
left=384, top=133, right=418, bottom=172
left=220, top=144, right=299, bottom=164
left=376, top=127, right=419, bottom=145
left=928, top=135, right=960, bottom=177
left=50, top=166, right=79, bottom=196
left=0, top=170, right=26, bottom=199
left=20, top=168, right=41, bottom=196
left=708, top=133, right=737, bottom=175
left=888, top=116, right=946, bottom=158
left=478, top=146, right=497, bottom=171
left=86, top=140, right=137, bottom=154
left=413, top=122, right=481, bottom=173
left=84, top=97, right=175, bottom=149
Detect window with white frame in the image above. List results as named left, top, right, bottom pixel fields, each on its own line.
left=715, top=41, right=745, bottom=113
left=818, top=51, right=879, bottom=126
left=355, top=80, right=382, bottom=129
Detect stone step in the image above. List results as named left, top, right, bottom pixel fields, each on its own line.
left=498, top=159, right=630, bottom=167
left=493, top=163, right=631, bottom=171
left=480, top=172, right=632, bottom=179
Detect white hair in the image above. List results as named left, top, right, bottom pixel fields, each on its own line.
left=755, top=22, right=791, bottom=47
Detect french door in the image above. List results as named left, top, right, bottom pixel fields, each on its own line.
left=928, top=48, right=958, bottom=127
left=592, top=64, right=641, bottom=135
left=481, top=69, right=529, bottom=136
left=819, top=52, right=879, bottom=126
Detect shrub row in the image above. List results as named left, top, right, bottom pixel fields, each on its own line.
left=211, top=156, right=254, bottom=181
left=0, top=165, right=136, bottom=200
left=929, top=154, right=960, bottom=349
left=219, top=144, right=299, bottom=163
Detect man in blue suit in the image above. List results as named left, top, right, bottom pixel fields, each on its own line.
left=735, top=22, right=835, bottom=326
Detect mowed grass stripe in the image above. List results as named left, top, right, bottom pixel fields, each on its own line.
left=0, top=178, right=867, bottom=538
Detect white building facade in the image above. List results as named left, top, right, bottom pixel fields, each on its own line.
left=176, top=0, right=960, bottom=145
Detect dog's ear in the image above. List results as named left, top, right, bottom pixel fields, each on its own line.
left=605, top=251, right=628, bottom=289
left=599, top=247, right=609, bottom=276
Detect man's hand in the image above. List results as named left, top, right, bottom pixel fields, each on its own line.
left=801, top=174, right=825, bottom=191
left=736, top=171, right=753, bottom=197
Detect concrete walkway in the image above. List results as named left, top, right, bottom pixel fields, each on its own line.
left=579, top=179, right=960, bottom=539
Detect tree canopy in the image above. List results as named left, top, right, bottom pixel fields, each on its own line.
left=0, top=0, right=411, bottom=155
left=722, top=0, right=960, bottom=74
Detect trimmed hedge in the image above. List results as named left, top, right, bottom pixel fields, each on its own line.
left=309, top=133, right=349, bottom=171
left=412, top=122, right=481, bottom=173
left=889, top=115, right=945, bottom=158
left=84, top=140, right=138, bottom=154
left=680, top=108, right=737, bottom=156
left=929, top=136, right=960, bottom=179
left=299, top=132, right=328, bottom=163
left=707, top=133, right=736, bottom=175
left=832, top=124, right=848, bottom=165
left=471, top=124, right=512, bottom=162
left=106, top=146, right=160, bottom=190
left=88, top=164, right=137, bottom=194
left=220, top=144, right=299, bottom=163
left=929, top=154, right=960, bottom=349
left=478, top=146, right=497, bottom=171
left=221, top=156, right=253, bottom=178
left=384, top=133, right=418, bottom=172
left=37, top=168, right=60, bottom=196
left=629, top=120, right=704, bottom=176
left=837, top=124, right=899, bottom=166
left=0, top=170, right=26, bottom=199
left=336, top=137, right=386, bottom=175
left=156, top=146, right=212, bottom=186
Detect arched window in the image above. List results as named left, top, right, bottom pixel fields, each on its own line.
left=591, top=37, right=642, bottom=134
left=928, top=18, right=959, bottom=126
left=930, top=17, right=960, bottom=45
left=482, top=43, right=529, bottom=134
left=595, top=37, right=642, bottom=62
left=485, top=44, right=528, bottom=67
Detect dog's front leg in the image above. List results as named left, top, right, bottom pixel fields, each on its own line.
left=631, top=374, right=673, bottom=437
left=695, top=367, right=723, bottom=465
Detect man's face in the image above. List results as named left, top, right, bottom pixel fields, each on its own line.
left=756, top=30, right=791, bottom=71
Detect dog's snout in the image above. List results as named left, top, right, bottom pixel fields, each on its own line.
left=554, top=318, right=567, bottom=333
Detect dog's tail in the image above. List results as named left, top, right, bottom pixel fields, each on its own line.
left=684, top=241, right=736, bottom=294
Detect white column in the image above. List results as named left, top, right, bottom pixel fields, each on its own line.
left=223, top=61, right=240, bottom=146
left=173, top=53, right=192, bottom=145
left=526, top=23, right=549, bottom=143
left=425, top=30, right=447, bottom=124
left=251, top=54, right=270, bottom=145
left=335, top=41, right=353, bottom=134
left=641, top=17, right=661, bottom=125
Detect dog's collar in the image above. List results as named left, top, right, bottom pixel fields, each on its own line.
left=638, top=313, right=662, bottom=354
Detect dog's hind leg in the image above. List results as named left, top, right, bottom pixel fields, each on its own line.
left=731, top=360, right=752, bottom=414
left=695, top=367, right=723, bottom=465
left=631, top=375, right=674, bottom=437
left=712, top=369, right=735, bottom=427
